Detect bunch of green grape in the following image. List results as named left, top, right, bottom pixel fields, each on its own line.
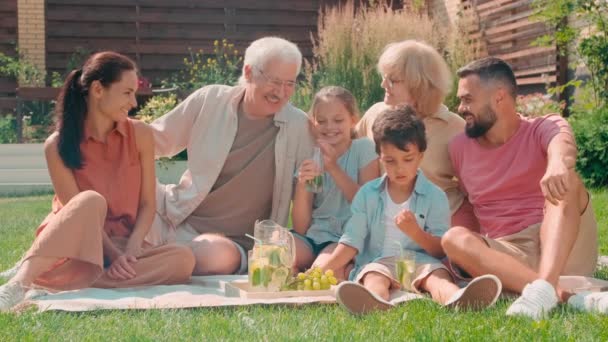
left=283, top=267, right=338, bottom=291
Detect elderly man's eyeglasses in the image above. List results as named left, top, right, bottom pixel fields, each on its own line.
left=256, top=68, right=297, bottom=89
left=382, top=74, right=405, bottom=89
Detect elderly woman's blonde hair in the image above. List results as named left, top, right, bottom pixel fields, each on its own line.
left=378, top=40, right=452, bottom=117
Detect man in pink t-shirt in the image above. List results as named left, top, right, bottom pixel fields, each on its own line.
left=442, top=57, right=602, bottom=319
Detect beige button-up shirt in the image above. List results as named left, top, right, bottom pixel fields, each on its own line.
left=150, top=85, right=314, bottom=230
left=355, top=102, right=465, bottom=214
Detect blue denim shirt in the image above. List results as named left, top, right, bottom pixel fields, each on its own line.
left=338, top=170, right=450, bottom=280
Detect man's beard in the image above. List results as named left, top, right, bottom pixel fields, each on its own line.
left=463, top=105, right=497, bottom=138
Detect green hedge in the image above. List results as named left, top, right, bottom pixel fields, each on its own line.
left=570, top=106, right=608, bottom=187
left=0, top=115, right=17, bottom=144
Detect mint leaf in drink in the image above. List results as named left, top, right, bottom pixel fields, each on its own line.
left=269, top=249, right=282, bottom=266
left=262, top=266, right=273, bottom=287
left=251, top=267, right=261, bottom=287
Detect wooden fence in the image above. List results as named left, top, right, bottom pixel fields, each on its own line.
left=0, top=0, right=17, bottom=114
left=46, top=0, right=336, bottom=84
left=461, top=0, right=558, bottom=92
left=3, top=0, right=563, bottom=117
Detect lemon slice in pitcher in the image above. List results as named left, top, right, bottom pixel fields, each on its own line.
left=269, top=266, right=290, bottom=291
left=279, top=246, right=293, bottom=266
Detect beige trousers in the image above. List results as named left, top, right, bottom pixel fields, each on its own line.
left=24, top=191, right=195, bottom=291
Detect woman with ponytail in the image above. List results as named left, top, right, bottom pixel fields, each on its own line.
left=0, top=52, right=195, bottom=311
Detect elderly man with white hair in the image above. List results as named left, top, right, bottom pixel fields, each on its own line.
left=146, top=37, right=314, bottom=275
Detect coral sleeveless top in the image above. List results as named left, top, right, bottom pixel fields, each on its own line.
left=38, top=118, right=142, bottom=238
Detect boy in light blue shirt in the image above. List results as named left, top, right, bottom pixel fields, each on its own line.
left=316, top=106, right=502, bottom=314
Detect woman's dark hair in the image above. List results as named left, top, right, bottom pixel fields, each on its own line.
left=55, top=51, right=136, bottom=169
left=372, top=105, right=427, bottom=154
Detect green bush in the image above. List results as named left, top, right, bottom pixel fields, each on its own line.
left=532, top=0, right=608, bottom=108
left=0, top=51, right=45, bottom=86
left=0, top=48, right=75, bottom=142
left=0, top=115, right=18, bottom=144
left=570, top=106, right=608, bottom=187
left=137, top=94, right=178, bottom=124
left=163, top=39, right=242, bottom=92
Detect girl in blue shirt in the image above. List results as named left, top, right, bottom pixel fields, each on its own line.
left=292, top=86, right=380, bottom=278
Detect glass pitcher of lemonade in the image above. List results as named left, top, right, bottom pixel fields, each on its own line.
left=248, top=220, right=295, bottom=292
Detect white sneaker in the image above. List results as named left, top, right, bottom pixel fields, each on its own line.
left=445, top=274, right=502, bottom=310
left=506, top=279, right=558, bottom=320
left=24, top=288, right=49, bottom=301
left=0, top=282, right=26, bottom=312
left=568, top=291, right=608, bottom=314
left=0, top=262, right=21, bottom=280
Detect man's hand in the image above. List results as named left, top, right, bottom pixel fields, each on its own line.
left=540, top=161, right=571, bottom=205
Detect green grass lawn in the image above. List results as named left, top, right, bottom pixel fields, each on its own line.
left=0, top=192, right=607, bottom=340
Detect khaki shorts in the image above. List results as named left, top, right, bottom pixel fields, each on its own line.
left=355, top=256, right=449, bottom=293
left=481, top=197, right=598, bottom=277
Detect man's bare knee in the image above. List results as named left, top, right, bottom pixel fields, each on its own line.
left=190, top=235, right=241, bottom=275
left=441, top=226, right=479, bottom=256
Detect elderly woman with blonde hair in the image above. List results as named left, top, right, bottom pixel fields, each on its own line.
left=356, top=40, right=466, bottom=216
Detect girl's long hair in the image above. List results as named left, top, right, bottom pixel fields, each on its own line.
left=55, top=51, right=136, bottom=169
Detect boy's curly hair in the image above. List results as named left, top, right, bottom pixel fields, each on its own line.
left=371, top=105, right=427, bottom=154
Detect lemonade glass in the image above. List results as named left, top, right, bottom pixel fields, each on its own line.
left=305, top=146, right=324, bottom=193
left=395, top=250, right=416, bottom=290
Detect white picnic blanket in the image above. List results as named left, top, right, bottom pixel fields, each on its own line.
left=19, top=275, right=424, bottom=312
left=16, top=275, right=608, bottom=312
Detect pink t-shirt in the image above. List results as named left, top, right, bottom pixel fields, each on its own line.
left=449, top=114, right=573, bottom=238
